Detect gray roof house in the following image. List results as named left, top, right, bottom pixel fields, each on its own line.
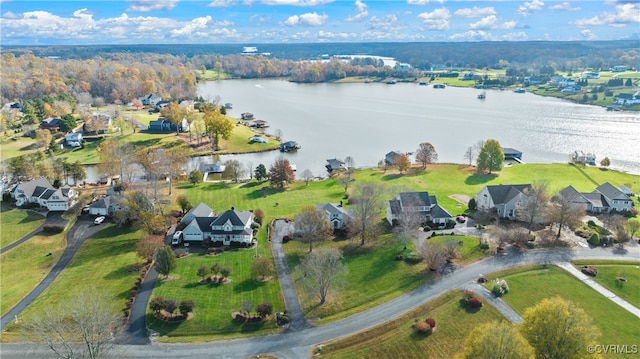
left=385, top=151, right=402, bottom=166
left=559, top=182, right=633, bottom=214
left=386, top=192, right=453, bottom=226
left=182, top=202, right=214, bottom=225
left=476, top=184, right=532, bottom=219
left=88, top=196, right=121, bottom=216
left=316, top=203, right=353, bottom=230
left=180, top=202, right=254, bottom=245
left=325, top=158, right=346, bottom=172
left=11, top=177, right=78, bottom=211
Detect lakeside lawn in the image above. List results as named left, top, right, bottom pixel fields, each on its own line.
left=318, top=290, right=506, bottom=359
left=147, top=229, right=285, bottom=342
left=0, top=136, right=39, bottom=162
left=0, top=203, right=46, bottom=248
left=1, top=225, right=144, bottom=341
left=483, top=264, right=640, bottom=357
left=0, top=232, right=66, bottom=317
left=572, top=260, right=640, bottom=308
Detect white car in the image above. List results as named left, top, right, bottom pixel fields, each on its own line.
left=251, top=136, right=268, bottom=143
left=94, top=216, right=105, bottom=225
left=172, top=231, right=183, bottom=245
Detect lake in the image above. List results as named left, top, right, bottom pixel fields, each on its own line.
left=195, top=79, right=640, bottom=177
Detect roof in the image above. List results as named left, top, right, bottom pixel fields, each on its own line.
left=484, top=184, right=531, bottom=205
left=194, top=217, right=216, bottom=231
left=316, top=203, right=347, bottom=216
left=501, top=147, right=521, bottom=155
left=559, top=185, right=582, bottom=201
left=397, top=192, right=435, bottom=208
left=388, top=199, right=401, bottom=216
left=583, top=193, right=608, bottom=208
left=595, top=182, right=627, bottom=200
left=41, top=189, right=57, bottom=200
left=385, top=151, right=401, bottom=163
left=618, top=185, right=634, bottom=195
left=431, top=204, right=453, bottom=219
left=213, top=209, right=253, bottom=227
left=186, top=202, right=214, bottom=218
left=326, top=158, right=345, bottom=170
left=90, top=197, right=111, bottom=209
left=13, top=178, right=54, bottom=197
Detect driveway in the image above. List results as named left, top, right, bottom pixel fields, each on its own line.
left=0, top=215, right=107, bottom=330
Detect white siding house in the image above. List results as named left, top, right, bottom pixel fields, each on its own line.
left=476, top=184, right=531, bottom=219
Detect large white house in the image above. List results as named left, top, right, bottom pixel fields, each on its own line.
left=560, top=182, right=634, bottom=213
left=386, top=192, right=453, bottom=226
left=476, top=184, right=532, bottom=219
left=11, top=177, right=78, bottom=211
left=180, top=202, right=254, bottom=245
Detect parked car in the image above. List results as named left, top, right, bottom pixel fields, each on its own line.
left=456, top=216, right=466, bottom=223
left=172, top=231, right=183, bottom=245
left=250, top=136, right=268, bottom=143
left=94, top=216, right=105, bottom=225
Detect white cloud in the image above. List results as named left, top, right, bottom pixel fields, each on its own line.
left=407, top=0, right=444, bottom=5
left=417, top=7, right=450, bottom=30
left=171, top=16, right=212, bottom=37
left=580, top=29, right=598, bottom=40
left=517, top=0, right=544, bottom=16
left=346, top=0, right=368, bottom=22
left=127, top=0, right=179, bottom=12
left=501, top=20, right=517, bottom=29
left=548, top=2, right=580, bottom=11
left=249, top=14, right=270, bottom=25
left=318, top=30, right=356, bottom=40
left=454, top=7, right=496, bottom=18
left=284, top=12, right=328, bottom=26
left=449, top=30, right=493, bottom=41
left=469, top=15, right=498, bottom=30
left=208, top=0, right=237, bottom=7
left=502, top=31, right=528, bottom=41
left=573, top=3, right=640, bottom=27
left=1, top=11, right=19, bottom=19
left=262, top=0, right=333, bottom=5
left=368, top=14, right=398, bottom=31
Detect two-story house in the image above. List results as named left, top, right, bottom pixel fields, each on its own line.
left=476, top=184, right=532, bottom=219
left=386, top=192, right=453, bottom=226
left=316, top=203, right=352, bottom=230
left=11, top=177, right=78, bottom=211
left=180, top=202, right=254, bottom=245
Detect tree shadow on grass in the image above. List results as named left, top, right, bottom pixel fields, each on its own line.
left=464, top=172, right=498, bottom=185
left=234, top=278, right=265, bottom=293
left=285, top=252, right=303, bottom=268
left=240, top=181, right=262, bottom=188
left=342, top=242, right=375, bottom=256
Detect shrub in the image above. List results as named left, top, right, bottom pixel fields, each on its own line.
left=149, top=297, right=166, bottom=313
left=587, top=220, right=597, bottom=227
left=282, top=235, right=291, bottom=243
left=43, top=224, right=65, bottom=233
left=491, top=278, right=509, bottom=297
left=468, top=297, right=483, bottom=308
left=179, top=300, right=195, bottom=315
left=422, top=225, right=431, bottom=232
left=588, top=233, right=600, bottom=246
left=394, top=254, right=404, bottom=261
left=2, top=192, right=12, bottom=202
left=256, top=302, right=273, bottom=318
left=581, top=266, right=598, bottom=277
left=414, top=320, right=432, bottom=333
left=425, top=317, right=436, bottom=328
left=164, top=299, right=178, bottom=314
left=212, top=240, right=224, bottom=247
left=479, top=242, right=490, bottom=250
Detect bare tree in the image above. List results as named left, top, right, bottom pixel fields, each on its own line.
left=415, top=142, right=438, bottom=169
left=463, top=146, right=474, bottom=166
left=339, top=156, right=356, bottom=192
left=294, top=205, right=333, bottom=252
left=246, top=161, right=254, bottom=180
left=625, top=219, right=640, bottom=241
left=545, top=194, right=586, bottom=245
left=393, top=206, right=421, bottom=250
left=223, top=159, right=246, bottom=183
left=301, top=169, right=314, bottom=186
left=417, top=241, right=447, bottom=273
left=297, top=248, right=346, bottom=305
left=351, top=182, right=387, bottom=246
left=516, top=181, right=550, bottom=234
left=24, top=286, right=125, bottom=359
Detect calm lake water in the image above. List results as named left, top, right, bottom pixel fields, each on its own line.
left=195, top=79, right=640, bottom=177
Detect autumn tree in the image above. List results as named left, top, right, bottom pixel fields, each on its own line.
left=516, top=181, right=550, bottom=234
left=393, top=153, right=411, bottom=174
left=35, top=129, right=53, bottom=152
left=297, top=248, right=346, bottom=305
left=223, top=159, right=245, bottom=183
left=520, top=297, right=599, bottom=359
left=545, top=193, right=585, bottom=244
left=251, top=257, right=275, bottom=281
left=269, top=158, right=295, bottom=189
left=160, top=102, right=186, bottom=135
left=203, top=110, right=233, bottom=150
left=136, top=235, right=165, bottom=262
left=415, top=142, right=438, bottom=169
left=456, top=321, right=535, bottom=359
left=254, top=164, right=268, bottom=182
left=155, top=246, right=177, bottom=279
left=351, top=182, right=386, bottom=245
left=476, top=139, right=504, bottom=174
left=24, top=286, right=125, bottom=359
left=294, top=205, right=333, bottom=252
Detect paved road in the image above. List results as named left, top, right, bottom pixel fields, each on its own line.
left=0, top=215, right=106, bottom=330
left=465, top=283, right=523, bottom=323
left=3, top=246, right=637, bottom=358
left=0, top=212, right=66, bottom=255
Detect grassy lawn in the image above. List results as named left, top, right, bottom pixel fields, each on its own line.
left=0, top=232, right=66, bottom=317
left=1, top=225, right=145, bottom=341
left=318, top=290, right=506, bottom=359
left=0, top=203, right=46, bottom=248
left=572, top=260, right=640, bottom=308
left=0, top=136, right=39, bottom=161
left=428, top=234, right=487, bottom=266
left=483, top=265, right=640, bottom=356
left=147, top=228, right=285, bottom=342
left=55, top=136, right=103, bottom=164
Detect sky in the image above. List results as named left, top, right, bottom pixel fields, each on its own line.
left=1, top=0, right=639, bottom=45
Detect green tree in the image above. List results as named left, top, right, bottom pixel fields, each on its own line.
left=294, top=205, right=333, bottom=252
left=203, top=110, right=233, bottom=150
left=155, top=246, right=177, bottom=279
left=520, top=297, right=599, bottom=359
left=477, top=139, right=504, bottom=174
left=254, top=164, right=268, bottom=182
left=34, top=129, right=52, bottom=152
left=197, top=265, right=209, bottom=281
left=59, top=114, right=77, bottom=133
left=600, top=157, right=610, bottom=167
left=251, top=257, right=275, bottom=281
left=188, top=169, right=203, bottom=185
left=457, top=321, right=534, bottom=359
left=176, top=194, right=192, bottom=214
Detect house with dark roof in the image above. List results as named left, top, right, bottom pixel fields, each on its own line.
left=88, top=196, right=121, bottom=216
left=180, top=202, right=254, bottom=244
left=40, top=117, right=61, bottom=131
left=386, top=192, right=453, bottom=226
left=325, top=158, right=346, bottom=172
left=559, top=182, right=634, bottom=213
left=11, top=177, right=78, bottom=211
left=476, top=184, right=532, bottom=219
left=148, top=117, right=189, bottom=132
left=139, top=93, right=162, bottom=106
left=316, top=203, right=352, bottom=230
left=385, top=151, right=402, bottom=166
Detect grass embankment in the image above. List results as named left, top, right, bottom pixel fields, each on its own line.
left=147, top=229, right=285, bottom=342
left=318, top=290, right=506, bottom=359
left=0, top=232, right=65, bottom=317
left=0, top=203, right=46, bottom=248
left=483, top=264, right=640, bottom=356
left=1, top=225, right=144, bottom=341
left=572, top=260, right=640, bottom=307
left=0, top=136, right=39, bottom=162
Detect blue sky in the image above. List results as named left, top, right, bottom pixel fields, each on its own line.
left=1, top=0, right=638, bottom=45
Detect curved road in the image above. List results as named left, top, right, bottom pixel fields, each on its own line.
left=3, top=245, right=638, bottom=358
